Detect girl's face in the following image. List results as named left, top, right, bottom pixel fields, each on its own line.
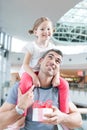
left=34, top=21, right=53, bottom=42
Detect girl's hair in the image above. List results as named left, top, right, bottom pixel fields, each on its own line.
left=28, top=17, right=53, bottom=34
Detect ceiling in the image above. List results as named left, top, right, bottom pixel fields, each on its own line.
left=0, top=0, right=81, bottom=42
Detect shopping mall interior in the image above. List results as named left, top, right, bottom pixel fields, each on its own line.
left=0, top=0, right=87, bottom=129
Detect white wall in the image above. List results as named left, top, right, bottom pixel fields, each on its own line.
left=9, top=52, right=87, bottom=71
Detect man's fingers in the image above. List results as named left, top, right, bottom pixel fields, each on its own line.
left=52, top=106, right=57, bottom=109
left=18, top=85, right=34, bottom=101
left=30, top=85, right=35, bottom=91
left=52, top=106, right=59, bottom=112
left=18, top=88, right=22, bottom=97
left=26, top=85, right=35, bottom=94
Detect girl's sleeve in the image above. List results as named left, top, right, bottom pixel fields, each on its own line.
left=58, top=77, right=69, bottom=113
left=22, top=42, right=34, bottom=55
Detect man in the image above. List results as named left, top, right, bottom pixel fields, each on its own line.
left=0, top=49, right=82, bottom=130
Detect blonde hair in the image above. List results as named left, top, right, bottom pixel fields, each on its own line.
left=28, top=17, right=53, bottom=34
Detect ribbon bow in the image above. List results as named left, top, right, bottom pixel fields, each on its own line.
left=33, top=100, right=53, bottom=108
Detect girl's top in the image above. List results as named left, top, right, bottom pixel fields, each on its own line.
left=19, top=41, right=56, bottom=77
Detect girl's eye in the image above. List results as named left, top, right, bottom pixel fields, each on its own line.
left=47, top=28, right=50, bottom=30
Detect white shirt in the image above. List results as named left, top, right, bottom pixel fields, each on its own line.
left=19, top=41, right=56, bottom=77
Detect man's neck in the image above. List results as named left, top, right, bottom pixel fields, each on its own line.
left=38, top=73, right=53, bottom=88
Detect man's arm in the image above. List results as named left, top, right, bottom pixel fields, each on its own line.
left=0, top=102, right=22, bottom=130
left=60, top=102, right=82, bottom=129
left=0, top=86, right=34, bottom=130
left=43, top=102, right=82, bottom=129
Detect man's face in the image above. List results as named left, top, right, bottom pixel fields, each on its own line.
left=40, top=51, right=62, bottom=76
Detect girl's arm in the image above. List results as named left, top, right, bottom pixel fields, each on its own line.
left=22, top=52, right=40, bottom=86
left=52, top=72, right=60, bottom=87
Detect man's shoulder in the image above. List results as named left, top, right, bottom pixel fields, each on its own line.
left=6, top=82, right=19, bottom=105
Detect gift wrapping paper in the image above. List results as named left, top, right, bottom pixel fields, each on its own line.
left=32, top=108, right=53, bottom=121
left=32, top=100, right=53, bottom=121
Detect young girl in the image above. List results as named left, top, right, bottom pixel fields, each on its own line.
left=19, top=16, right=69, bottom=113
left=19, top=16, right=60, bottom=87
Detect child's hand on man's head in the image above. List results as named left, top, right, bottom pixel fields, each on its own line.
left=52, top=73, right=60, bottom=87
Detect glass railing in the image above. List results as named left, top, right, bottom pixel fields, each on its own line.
left=74, top=108, right=87, bottom=130
left=69, top=86, right=87, bottom=130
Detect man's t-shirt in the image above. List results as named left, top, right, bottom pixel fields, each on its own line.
left=6, top=82, right=59, bottom=130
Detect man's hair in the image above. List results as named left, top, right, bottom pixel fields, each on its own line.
left=42, top=49, right=63, bottom=58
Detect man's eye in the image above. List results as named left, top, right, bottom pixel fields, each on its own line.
left=48, top=55, right=52, bottom=59
left=56, top=60, right=61, bottom=64
left=41, top=28, right=44, bottom=31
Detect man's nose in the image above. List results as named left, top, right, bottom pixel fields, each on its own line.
left=50, top=59, right=56, bottom=68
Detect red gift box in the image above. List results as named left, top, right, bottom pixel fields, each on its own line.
left=32, top=100, right=53, bottom=121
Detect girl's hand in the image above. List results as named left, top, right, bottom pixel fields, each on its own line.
left=52, top=73, right=60, bottom=87
left=32, top=74, right=40, bottom=87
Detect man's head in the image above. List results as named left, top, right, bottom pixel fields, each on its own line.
left=42, top=49, right=63, bottom=59
left=39, top=49, right=63, bottom=77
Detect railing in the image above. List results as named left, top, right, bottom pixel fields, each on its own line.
left=75, top=108, right=87, bottom=130
left=70, top=86, right=87, bottom=130
left=69, top=83, right=87, bottom=91
left=78, top=108, right=87, bottom=114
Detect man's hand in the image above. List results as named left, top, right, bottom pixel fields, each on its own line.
left=17, top=85, right=34, bottom=110
left=7, top=116, right=26, bottom=129
left=42, top=106, right=65, bottom=125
